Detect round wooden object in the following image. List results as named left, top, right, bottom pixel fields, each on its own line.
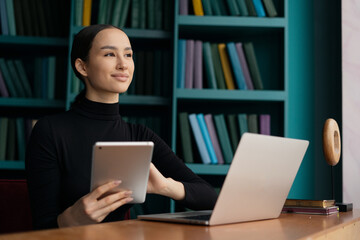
left=322, top=118, right=341, bottom=166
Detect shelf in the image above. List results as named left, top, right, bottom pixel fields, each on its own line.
left=0, top=36, right=68, bottom=46
left=178, top=16, right=286, bottom=28
left=186, top=163, right=229, bottom=175
left=71, top=26, right=172, bottom=40
left=0, top=98, right=65, bottom=108
left=0, top=161, right=25, bottom=170
left=175, top=89, right=286, bottom=101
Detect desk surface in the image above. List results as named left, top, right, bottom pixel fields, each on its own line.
left=1, top=210, right=360, bottom=240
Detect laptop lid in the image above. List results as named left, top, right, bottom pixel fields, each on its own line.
left=138, top=133, right=309, bottom=225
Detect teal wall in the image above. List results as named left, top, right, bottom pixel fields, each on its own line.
left=287, top=0, right=315, bottom=199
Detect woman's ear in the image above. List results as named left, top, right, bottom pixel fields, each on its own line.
left=75, top=58, right=88, bottom=78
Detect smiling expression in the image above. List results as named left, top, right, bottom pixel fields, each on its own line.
left=76, top=28, right=135, bottom=103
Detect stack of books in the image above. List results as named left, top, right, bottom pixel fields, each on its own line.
left=282, top=199, right=339, bottom=215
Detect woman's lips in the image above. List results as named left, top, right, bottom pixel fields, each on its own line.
left=111, top=73, right=129, bottom=82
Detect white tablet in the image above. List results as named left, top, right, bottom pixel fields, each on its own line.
left=90, top=141, right=154, bottom=204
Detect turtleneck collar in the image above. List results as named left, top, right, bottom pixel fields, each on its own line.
left=72, top=97, right=120, bottom=121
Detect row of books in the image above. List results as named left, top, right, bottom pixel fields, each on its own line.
left=0, top=57, right=65, bottom=99
left=0, top=0, right=69, bottom=37
left=76, top=0, right=172, bottom=31
left=178, top=112, right=270, bottom=164
left=178, top=40, right=263, bottom=90
left=0, top=117, right=36, bottom=161
left=180, top=0, right=278, bottom=17
left=282, top=199, right=339, bottom=215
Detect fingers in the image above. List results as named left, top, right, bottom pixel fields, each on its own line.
left=90, top=180, right=122, bottom=200
left=96, top=190, right=133, bottom=209
left=94, top=196, right=134, bottom=221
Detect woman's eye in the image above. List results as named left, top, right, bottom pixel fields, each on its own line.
left=125, top=53, right=132, bottom=58
left=104, top=52, right=115, bottom=57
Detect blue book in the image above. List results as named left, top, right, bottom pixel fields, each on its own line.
left=0, top=0, right=9, bottom=35
left=197, top=113, right=218, bottom=164
left=226, top=42, right=247, bottom=90
left=252, top=0, right=266, bottom=17
left=177, top=39, right=186, bottom=88
left=188, top=113, right=211, bottom=164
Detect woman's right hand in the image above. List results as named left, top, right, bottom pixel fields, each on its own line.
left=57, top=180, right=133, bottom=228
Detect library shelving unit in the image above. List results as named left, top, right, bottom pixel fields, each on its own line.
left=0, top=0, right=70, bottom=170
left=171, top=0, right=287, bottom=180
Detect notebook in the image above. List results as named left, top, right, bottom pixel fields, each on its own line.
left=138, top=133, right=309, bottom=226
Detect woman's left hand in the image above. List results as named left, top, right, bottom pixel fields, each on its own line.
left=147, top=163, right=185, bottom=201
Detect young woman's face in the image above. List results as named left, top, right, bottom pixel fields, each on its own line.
left=79, top=28, right=134, bottom=103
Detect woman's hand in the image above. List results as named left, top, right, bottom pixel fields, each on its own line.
left=147, top=163, right=185, bottom=201
left=57, top=180, right=133, bottom=228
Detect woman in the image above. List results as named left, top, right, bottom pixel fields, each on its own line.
left=26, top=24, right=217, bottom=229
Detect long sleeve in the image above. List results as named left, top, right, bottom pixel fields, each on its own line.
left=26, top=118, right=61, bottom=229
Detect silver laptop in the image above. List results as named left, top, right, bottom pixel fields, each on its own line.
left=138, top=133, right=309, bottom=226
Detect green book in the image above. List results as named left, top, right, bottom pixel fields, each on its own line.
left=178, top=112, right=194, bottom=163
left=202, top=42, right=217, bottom=89
left=226, top=0, right=240, bottom=16
left=6, top=60, right=26, bottom=97
left=97, top=0, right=109, bottom=24
left=245, top=0, right=257, bottom=16
left=237, top=113, right=248, bottom=137
left=131, top=0, right=140, bottom=28
left=210, top=43, right=226, bottom=89
left=118, top=0, right=130, bottom=28
left=0, top=58, right=18, bottom=97
left=0, top=117, right=8, bottom=160
left=262, top=0, right=278, bottom=17
left=35, top=0, right=47, bottom=36
left=210, top=0, right=222, bottom=16
left=5, top=0, right=16, bottom=35
left=226, top=114, right=240, bottom=152
left=213, top=114, right=233, bottom=164
left=235, top=0, right=249, bottom=16
left=139, top=0, right=146, bottom=29
left=14, top=60, right=32, bottom=98
left=243, top=42, right=264, bottom=90
left=105, top=0, right=115, bottom=24
left=47, top=56, right=56, bottom=99
left=154, top=0, right=162, bottom=30
left=216, top=0, right=228, bottom=15
left=111, top=0, right=123, bottom=26
left=162, top=0, right=172, bottom=31
left=247, top=114, right=259, bottom=133
left=74, top=0, right=84, bottom=26
left=202, top=0, right=213, bottom=15
left=6, top=118, right=16, bottom=160
left=33, top=57, right=43, bottom=98
left=147, top=0, right=155, bottom=29
left=15, top=118, right=25, bottom=161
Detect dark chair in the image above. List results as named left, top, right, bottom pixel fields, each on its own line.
left=0, top=179, right=33, bottom=234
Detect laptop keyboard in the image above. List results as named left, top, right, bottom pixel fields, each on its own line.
left=179, top=214, right=211, bottom=221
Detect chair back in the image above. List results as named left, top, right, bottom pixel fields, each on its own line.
left=0, top=179, right=32, bottom=234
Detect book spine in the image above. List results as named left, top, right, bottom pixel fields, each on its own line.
left=185, top=39, right=195, bottom=89
left=179, top=0, right=188, bottom=15
left=252, top=0, right=266, bottom=17
left=243, top=42, right=264, bottom=89
left=210, top=43, right=226, bottom=89
left=0, top=70, right=9, bottom=97
left=259, top=114, right=271, bottom=135
left=119, top=0, right=131, bottom=28
left=147, top=0, right=155, bottom=29
left=192, top=0, right=204, bottom=16
left=202, top=42, right=217, bottom=89
left=74, top=0, right=84, bottom=26
left=0, top=117, right=8, bottom=160
left=0, top=0, right=9, bottom=35
left=82, top=0, right=92, bottom=26
left=177, top=39, right=186, bottom=88
left=226, top=42, right=247, bottom=90
left=236, top=0, right=248, bottom=16
left=5, top=0, right=16, bottom=35
left=210, top=0, right=222, bottom=16
left=111, top=0, right=123, bottom=26
left=178, top=112, right=194, bottom=163
left=202, top=0, right=213, bottom=15
left=226, top=0, right=240, bottom=16
left=218, top=43, right=236, bottom=90
left=245, top=0, right=257, bottom=16
left=247, top=114, right=258, bottom=133
left=14, top=60, right=32, bottom=98
left=188, top=113, right=211, bottom=164
left=262, top=0, right=278, bottom=17
left=47, top=56, right=56, bottom=99
left=226, top=114, right=240, bottom=152
left=204, top=114, right=224, bottom=164
left=0, top=58, right=18, bottom=97
left=197, top=113, right=218, bottom=164
left=6, top=59, right=26, bottom=97
left=237, top=113, right=248, bottom=137
left=213, top=114, right=233, bottom=164
left=235, top=42, right=254, bottom=90
left=193, top=40, right=203, bottom=89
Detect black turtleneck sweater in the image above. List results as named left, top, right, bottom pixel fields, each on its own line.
left=25, top=98, right=217, bottom=230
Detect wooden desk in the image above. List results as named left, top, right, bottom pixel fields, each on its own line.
left=1, top=210, right=360, bottom=240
